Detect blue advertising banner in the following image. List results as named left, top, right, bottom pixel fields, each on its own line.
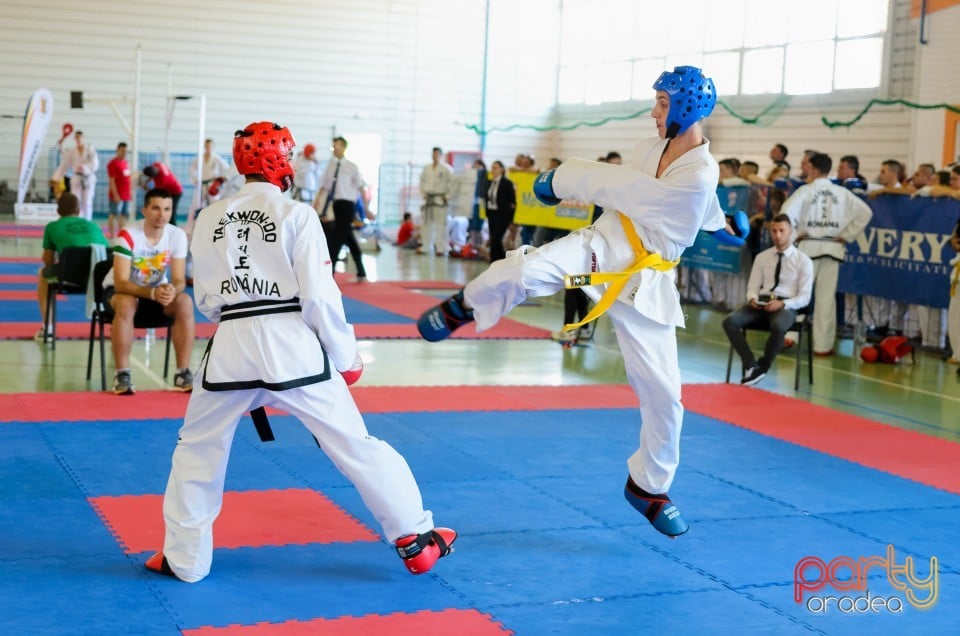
left=837, top=197, right=960, bottom=309
left=682, top=231, right=743, bottom=273
left=716, top=184, right=750, bottom=214
left=680, top=185, right=749, bottom=273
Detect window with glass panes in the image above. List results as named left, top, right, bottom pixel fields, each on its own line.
left=558, top=0, right=888, bottom=103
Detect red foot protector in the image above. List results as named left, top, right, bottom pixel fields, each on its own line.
left=182, top=609, right=512, bottom=635
left=89, top=488, right=378, bottom=553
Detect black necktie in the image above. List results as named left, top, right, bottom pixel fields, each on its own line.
left=331, top=160, right=341, bottom=197
left=321, top=160, right=341, bottom=218
left=773, top=252, right=783, bottom=291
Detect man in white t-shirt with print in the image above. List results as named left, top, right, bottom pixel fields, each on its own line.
left=104, top=188, right=196, bottom=394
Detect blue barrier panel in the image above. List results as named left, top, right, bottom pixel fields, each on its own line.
left=716, top=184, right=750, bottom=214
left=682, top=231, right=743, bottom=273
left=838, top=196, right=960, bottom=309
left=680, top=185, right=750, bottom=273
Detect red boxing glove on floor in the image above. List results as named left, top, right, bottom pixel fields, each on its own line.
left=341, top=354, right=363, bottom=386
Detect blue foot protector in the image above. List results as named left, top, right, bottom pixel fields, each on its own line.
left=624, top=476, right=689, bottom=538
left=416, top=289, right=474, bottom=342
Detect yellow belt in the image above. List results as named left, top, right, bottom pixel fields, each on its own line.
left=562, top=212, right=680, bottom=332
left=951, top=263, right=960, bottom=298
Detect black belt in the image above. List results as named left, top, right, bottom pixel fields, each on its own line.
left=220, top=298, right=300, bottom=322
left=249, top=406, right=322, bottom=449
left=219, top=297, right=303, bottom=444
left=250, top=407, right=275, bottom=442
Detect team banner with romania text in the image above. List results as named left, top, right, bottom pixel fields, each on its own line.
left=510, top=171, right=595, bottom=231
left=838, top=197, right=960, bottom=309
left=17, top=89, right=54, bottom=204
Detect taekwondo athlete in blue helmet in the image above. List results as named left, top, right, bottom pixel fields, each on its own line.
left=416, top=66, right=748, bottom=538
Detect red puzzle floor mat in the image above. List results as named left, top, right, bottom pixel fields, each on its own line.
left=89, top=488, right=378, bottom=553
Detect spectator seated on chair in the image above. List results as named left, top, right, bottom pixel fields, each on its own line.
left=36, top=192, right=108, bottom=341
left=88, top=255, right=174, bottom=392
left=722, top=214, right=813, bottom=386
left=103, top=188, right=195, bottom=395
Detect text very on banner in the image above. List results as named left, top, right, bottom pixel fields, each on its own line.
left=838, top=196, right=960, bottom=309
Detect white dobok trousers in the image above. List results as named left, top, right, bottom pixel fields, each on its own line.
left=464, top=232, right=684, bottom=494
left=161, top=375, right=434, bottom=582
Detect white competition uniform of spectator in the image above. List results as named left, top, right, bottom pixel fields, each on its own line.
left=781, top=177, right=873, bottom=353
left=446, top=167, right=477, bottom=252
left=191, top=152, right=232, bottom=209
left=52, top=141, right=99, bottom=221
left=419, top=160, right=453, bottom=254
left=292, top=153, right=321, bottom=203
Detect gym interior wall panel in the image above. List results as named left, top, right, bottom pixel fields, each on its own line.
left=549, top=0, right=921, bottom=182
left=556, top=116, right=658, bottom=167
left=5, top=0, right=931, bottom=220
left=706, top=104, right=913, bottom=183
left=0, top=0, right=561, bottom=222
left=909, top=3, right=960, bottom=168
left=552, top=102, right=913, bottom=185
left=889, top=0, right=919, bottom=100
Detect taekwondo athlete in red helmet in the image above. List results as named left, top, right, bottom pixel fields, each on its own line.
left=146, top=122, right=456, bottom=582
left=417, top=67, right=748, bottom=538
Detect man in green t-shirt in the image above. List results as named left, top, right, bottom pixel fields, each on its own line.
left=36, top=192, right=108, bottom=339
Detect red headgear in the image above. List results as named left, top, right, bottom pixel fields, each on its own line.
left=860, top=346, right=879, bottom=363
left=233, top=122, right=295, bottom=191
left=304, top=143, right=316, bottom=159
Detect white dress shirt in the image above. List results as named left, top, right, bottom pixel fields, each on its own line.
left=746, top=244, right=814, bottom=310
left=487, top=177, right=500, bottom=211
left=321, top=157, right=364, bottom=202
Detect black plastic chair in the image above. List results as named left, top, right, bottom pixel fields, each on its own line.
left=86, top=257, right=173, bottom=391
left=42, top=246, right=95, bottom=350
left=725, top=304, right=814, bottom=390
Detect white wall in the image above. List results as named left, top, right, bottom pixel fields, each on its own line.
left=0, top=0, right=560, bottom=222
left=553, top=0, right=926, bottom=181
left=910, top=2, right=960, bottom=169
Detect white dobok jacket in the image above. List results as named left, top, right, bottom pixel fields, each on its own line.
left=190, top=181, right=357, bottom=389
left=781, top=177, right=873, bottom=261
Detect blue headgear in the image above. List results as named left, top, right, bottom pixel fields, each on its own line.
left=652, top=66, right=716, bottom=138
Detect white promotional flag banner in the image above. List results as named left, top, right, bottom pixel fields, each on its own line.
left=17, top=88, right=54, bottom=204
